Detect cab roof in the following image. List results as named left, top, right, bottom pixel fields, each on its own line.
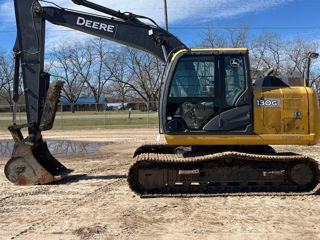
left=171, top=48, right=249, bottom=61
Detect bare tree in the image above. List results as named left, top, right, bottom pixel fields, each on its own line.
left=67, top=41, right=95, bottom=109
left=117, top=47, right=163, bottom=110
left=50, top=43, right=85, bottom=112
left=106, top=49, right=132, bottom=107
left=67, top=38, right=119, bottom=111
left=108, top=80, right=132, bottom=106
left=199, top=25, right=227, bottom=48
left=250, top=31, right=285, bottom=78
left=227, top=23, right=250, bottom=48
left=89, top=38, right=117, bottom=109
left=284, top=36, right=318, bottom=77
left=250, top=33, right=319, bottom=83
left=199, top=23, right=250, bottom=48
left=0, top=52, right=15, bottom=105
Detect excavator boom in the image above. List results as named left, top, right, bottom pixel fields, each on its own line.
left=38, top=6, right=185, bottom=61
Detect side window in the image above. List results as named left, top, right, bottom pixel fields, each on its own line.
left=169, top=56, right=215, bottom=98
left=222, top=55, right=246, bottom=106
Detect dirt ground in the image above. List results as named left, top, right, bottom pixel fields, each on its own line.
left=0, top=128, right=320, bottom=240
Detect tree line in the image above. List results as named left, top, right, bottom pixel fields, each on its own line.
left=0, top=26, right=319, bottom=108
left=200, top=25, right=319, bottom=81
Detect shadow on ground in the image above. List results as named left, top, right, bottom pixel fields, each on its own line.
left=52, top=174, right=127, bottom=185
left=51, top=174, right=320, bottom=197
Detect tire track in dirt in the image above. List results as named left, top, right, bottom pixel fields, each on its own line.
left=11, top=178, right=125, bottom=239
left=0, top=188, right=50, bottom=205
left=9, top=141, right=130, bottom=239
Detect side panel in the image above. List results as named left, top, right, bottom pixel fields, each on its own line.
left=306, top=87, right=320, bottom=144
left=253, top=87, right=309, bottom=135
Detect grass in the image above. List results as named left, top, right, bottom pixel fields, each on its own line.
left=0, top=110, right=149, bottom=117
left=56, top=110, right=148, bottom=115
left=0, top=117, right=158, bottom=131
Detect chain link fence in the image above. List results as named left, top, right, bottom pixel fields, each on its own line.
left=0, top=101, right=159, bottom=130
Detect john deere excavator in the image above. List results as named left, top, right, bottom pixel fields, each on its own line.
left=5, top=0, right=320, bottom=196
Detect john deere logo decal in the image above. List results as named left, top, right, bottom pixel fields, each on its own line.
left=230, top=58, right=240, bottom=67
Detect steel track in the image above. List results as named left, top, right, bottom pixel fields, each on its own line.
left=128, top=144, right=320, bottom=197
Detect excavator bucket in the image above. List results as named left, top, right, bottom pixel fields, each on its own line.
left=5, top=77, right=72, bottom=185
left=5, top=141, right=72, bottom=185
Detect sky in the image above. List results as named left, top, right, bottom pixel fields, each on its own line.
left=0, top=0, right=320, bottom=53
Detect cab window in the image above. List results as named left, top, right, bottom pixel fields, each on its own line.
left=169, top=56, right=215, bottom=98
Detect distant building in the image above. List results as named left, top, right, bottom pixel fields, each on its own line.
left=106, top=102, right=150, bottom=111
left=59, top=97, right=105, bottom=104
left=106, top=102, right=128, bottom=110
left=59, top=97, right=106, bottom=111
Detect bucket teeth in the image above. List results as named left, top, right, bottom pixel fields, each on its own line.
left=4, top=141, right=72, bottom=185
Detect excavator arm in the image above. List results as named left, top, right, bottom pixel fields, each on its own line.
left=5, top=0, right=186, bottom=185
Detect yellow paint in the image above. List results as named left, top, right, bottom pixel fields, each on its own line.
left=253, top=87, right=309, bottom=135
left=306, top=87, right=320, bottom=144
left=165, top=86, right=320, bottom=146
left=164, top=134, right=313, bottom=145
left=171, top=48, right=248, bottom=62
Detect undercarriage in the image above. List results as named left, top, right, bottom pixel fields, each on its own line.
left=128, top=145, right=320, bottom=197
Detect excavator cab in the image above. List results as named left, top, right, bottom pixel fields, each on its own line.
left=160, top=49, right=253, bottom=135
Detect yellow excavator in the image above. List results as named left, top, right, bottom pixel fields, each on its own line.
left=5, top=0, right=320, bottom=196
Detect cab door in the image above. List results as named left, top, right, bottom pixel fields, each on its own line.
left=203, top=53, right=253, bottom=133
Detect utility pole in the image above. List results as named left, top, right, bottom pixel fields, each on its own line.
left=163, top=0, right=168, bottom=31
